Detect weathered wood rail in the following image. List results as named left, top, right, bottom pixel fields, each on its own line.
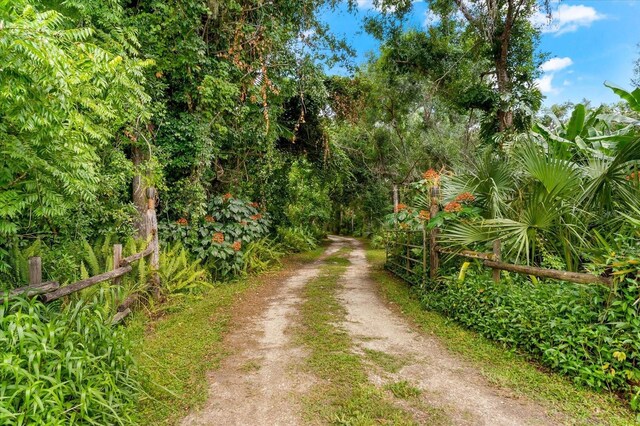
left=385, top=184, right=612, bottom=287
left=3, top=188, right=160, bottom=324
left=2, top=239, right=157, bottom=323
left=3, top=236, right=158, bottom=325
left=437, top=245, right=612, bottom=286
left=386, top=230, right=612, bottom=287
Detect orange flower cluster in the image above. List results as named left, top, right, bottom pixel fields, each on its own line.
left=232, top=241, right=242, bottom=251
left=223, top=193, right=233, bottom=200
left=419, top=210, right=430, bottom=221
left=250, top=202, right=260, bottom=208
left=626, top=171, right=640, bottom=181
left=444, top=202, right=462, bottom=213
left=422, top=169, right=440, bottom=182
left=204, top=215, right=215, bottom=223
left=176, top=218, right=188, bottom=226
left=212, top=232, right=225, bottom=244
left=455, top=192, right=476, bottom=203
left=240, top=220, right=248, bottom=226
left=250, top=213, right=263, bottom=220
left=395, top=203, right=408, bottom=212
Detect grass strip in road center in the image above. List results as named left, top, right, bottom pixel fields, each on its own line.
left=296, top=251, right=427, bottom=425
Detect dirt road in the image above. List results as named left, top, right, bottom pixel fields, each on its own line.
left=181, top=236, right=554, bottom=425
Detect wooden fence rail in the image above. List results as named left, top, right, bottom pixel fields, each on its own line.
left=2, top=239, right=158, bottom=323
left=2, top=193, right=159, bottom=324
left=386, top=231, right=613, bottom=287
left=385, top=184, right=612, bottom=287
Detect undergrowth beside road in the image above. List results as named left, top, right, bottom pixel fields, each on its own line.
left=296, top=250, right=447, bottom=425
left=365, top=247, right=637, bottom=426
left=128, top=248, right=325, bottom=425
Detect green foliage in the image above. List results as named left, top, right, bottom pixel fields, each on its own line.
left=0, top=1, right=150, bottom=237
left=156, top=243, right=213, bottom=302
left=420, top=267, right=640, bottom=408
left=282, top=159, right=331, bottom=239
left=160, top=195, right=271, bottom=280
left=384, top=380, right=422, bottom=399
left=241, top=238, right=284, bottom=275
left=277, top=226, right=318, bottom=253
left=435, top=84, right=640, bottom=270
left=0, top=296, right=139, bottom=425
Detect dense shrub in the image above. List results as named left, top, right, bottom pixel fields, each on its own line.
left=160, top=194, right=271, bottom=279
left=421, top=269, right=640, bottom=408
left=276, top=226, right=318, bottom=252
left=0, top=297, right=138, bottom=425
left=241, top=238, right=284, bottom=274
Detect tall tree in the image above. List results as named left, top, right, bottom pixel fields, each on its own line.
left=430, top=0, right=549, bottom=132
left=0, top=1, right=150, bottom=238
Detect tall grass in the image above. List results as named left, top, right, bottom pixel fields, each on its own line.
left=0, top=296, right=139, bottom=425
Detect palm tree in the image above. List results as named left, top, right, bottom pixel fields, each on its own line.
left=436, top=83, right=640, bottom=271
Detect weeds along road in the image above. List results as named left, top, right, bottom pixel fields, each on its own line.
left=181, top=236, right=556, bottom=425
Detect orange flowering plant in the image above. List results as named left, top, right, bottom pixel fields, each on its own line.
left=160, top=194, right=270, bottom=279
left=427, top=193, right=481, bottom=230
left=444, top=201, right=462, bottom=213
left=422, top=168, right=440, bottom=183
left=384, top=202, right=424, bottom=230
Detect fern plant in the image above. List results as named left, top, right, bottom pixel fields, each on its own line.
left=159, top=243, right=211, bottom=297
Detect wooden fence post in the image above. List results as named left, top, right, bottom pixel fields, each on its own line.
left=492, top=239, right=501, bottom=283
left=406, top=238, right=410, bottom=272
left=145, top=187, right=161, bottom=298
left=393, top=184, right=399, bottom=213
left=422, top=224, right=428, bottom=286
left=29, top=257, right=42, bottom=285
left=385, top=229, right=390, bottom=266
left=429, top=185, right=440, bottom=280
left=113, top=244, right=123, bottom=285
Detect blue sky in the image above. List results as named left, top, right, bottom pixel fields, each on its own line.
left=320, top=0, right=640, bottom=106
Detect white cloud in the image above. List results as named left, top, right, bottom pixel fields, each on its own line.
left=535, top=74, right=556, bottom=94
left=356, top=0, right=396, bottom=12
left=536, top=57, right=573, bottom=95
left=532, top=4, right=604, bottom=35
left=301, top=29, right=315, bottom=39
left=540, top=57, right=573, bottom=72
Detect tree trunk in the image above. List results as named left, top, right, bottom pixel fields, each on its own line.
left=495, top=29, right=513, bottom=132
left=393, top=184, right=399, bottom=212
left=132, top=145, right=148, bottom=237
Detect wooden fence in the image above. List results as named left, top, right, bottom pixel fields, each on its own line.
left=1, top=191, right=160, bottom=324
left=386, top=185, right=612, bottom=287
left=2, top=239, right=158, bottom=323
left=385, top=229, right=427, bottom=286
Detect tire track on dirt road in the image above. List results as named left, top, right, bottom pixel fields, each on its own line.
left=181, top=238, right=351, bottom=426
left=182, top=236, right=556, bottom=425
